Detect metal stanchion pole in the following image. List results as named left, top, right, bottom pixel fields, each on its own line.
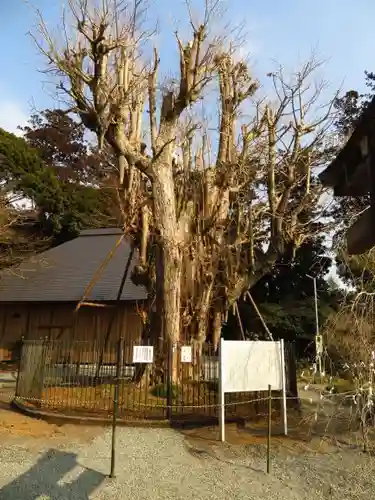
left=267, top=384, right=272, bottom=474
left=166, top=340, right=173, bottom=422
left=110, top=337, right=123, bottom=479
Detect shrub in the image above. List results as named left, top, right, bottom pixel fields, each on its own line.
left=151, top=383, right=180, bottom=399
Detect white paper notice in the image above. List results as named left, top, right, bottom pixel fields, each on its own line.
left=181, top=345, right=192, bottom=363
left=133, top=345, right=154, bottom=363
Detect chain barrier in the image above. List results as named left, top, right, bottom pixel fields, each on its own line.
left=0, top=390, right=358, bottom=410
left=0, top=391, right=13, bottom=399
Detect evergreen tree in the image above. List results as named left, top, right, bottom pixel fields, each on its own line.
left=0, top=121, right=118, bottom=247
left=223, top=238, right=341, bottom=343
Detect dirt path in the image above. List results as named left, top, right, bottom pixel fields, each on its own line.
left=0, top=387, right=374, bottom=499
left=0, top=419, right=374, bottom=500
left=0, top=389, right=102, bottom=449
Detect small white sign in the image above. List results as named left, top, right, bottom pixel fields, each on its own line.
left=133, top=345, right=154, bottom=363
left=181, top=345, right=192, bottom=363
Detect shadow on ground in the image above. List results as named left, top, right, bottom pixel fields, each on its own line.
left=0, top=448, right=105, bottom=499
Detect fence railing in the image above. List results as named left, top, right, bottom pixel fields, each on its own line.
left=15, top=338, right=297, bottom=422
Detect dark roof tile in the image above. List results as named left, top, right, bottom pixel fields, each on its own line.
left=0, top=229, right=147, bottom=302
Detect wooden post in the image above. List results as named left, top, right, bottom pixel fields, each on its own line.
left=267, top=384, right=272, bottom=474
left=20, top=340, right=47, bottom=403
left=234, top=302, right=245, bottom=340
left=110, top=337, right=123, bottom=479
left=14, top=336, right=24, bottom=398
left=245, top=292, right=273, bottom=340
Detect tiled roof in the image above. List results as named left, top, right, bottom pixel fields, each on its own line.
left=0, top=228, right=147, bottom=302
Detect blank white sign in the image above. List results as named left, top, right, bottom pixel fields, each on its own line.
left=221, top=340, right=282, bottom=393
left=133, top=346, right=154, bottom=363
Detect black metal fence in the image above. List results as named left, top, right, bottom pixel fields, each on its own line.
left=15, top=338, right=297, bottom=423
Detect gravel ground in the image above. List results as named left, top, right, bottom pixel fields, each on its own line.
left=0, top=424, right=375, bottom=500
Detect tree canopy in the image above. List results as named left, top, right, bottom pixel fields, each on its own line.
left=0, top=111, right=119, bottom=245
left=20, top=109, right=103, bottom=183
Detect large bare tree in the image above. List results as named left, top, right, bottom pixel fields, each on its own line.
left=33, top=0, right=336, bottom=364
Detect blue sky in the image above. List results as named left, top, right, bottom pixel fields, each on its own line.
left=1, top=0, right=375, bottom=134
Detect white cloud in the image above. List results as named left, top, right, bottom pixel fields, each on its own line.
left=0, top=100, right=28, bottom=136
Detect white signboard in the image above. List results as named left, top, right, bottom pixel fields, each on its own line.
left=132, top=345, right=154, bottom=363
left=181, top=345, right=192, bottom=363
left=219, top=339, right=287, bottom=442
left=221, top=340, right=283, bottom=393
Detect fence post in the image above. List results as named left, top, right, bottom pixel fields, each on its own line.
left=267, top=384, right=272, bottom=474
left=166, top=340, right=173, bottom=422
left=110, top=337, right=123, bottom=479
left=40, top=336, right=49, bottom=404
left=14, top=337, right=24, bottom=399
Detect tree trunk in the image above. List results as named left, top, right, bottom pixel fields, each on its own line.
left=163, top=244, right=181, bottom=382
left=152, top=164, right=182, bottom=382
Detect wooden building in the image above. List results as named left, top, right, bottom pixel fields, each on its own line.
left=319, top=95, right=375, bottom=254
left=0, top=228, right=147, bottom=360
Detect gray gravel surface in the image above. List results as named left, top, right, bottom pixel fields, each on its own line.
left=0, top=426, right=375, bottom=499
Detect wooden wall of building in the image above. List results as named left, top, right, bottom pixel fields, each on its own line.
left=0, top=302, right=143, bottom=361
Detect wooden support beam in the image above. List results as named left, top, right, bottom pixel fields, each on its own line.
left=80, top=302, right=115, bottom=308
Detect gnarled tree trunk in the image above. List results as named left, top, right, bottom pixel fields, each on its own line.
left=153, top=162, right=182, bottom=381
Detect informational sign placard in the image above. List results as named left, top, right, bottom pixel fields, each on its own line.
left=132, top=345, right=154, bottom=363
left=221, top=340, right=283, bottom=393
left=181, top=345, right=192, bottom=363
left=219, top=339, right=287, bottom=442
